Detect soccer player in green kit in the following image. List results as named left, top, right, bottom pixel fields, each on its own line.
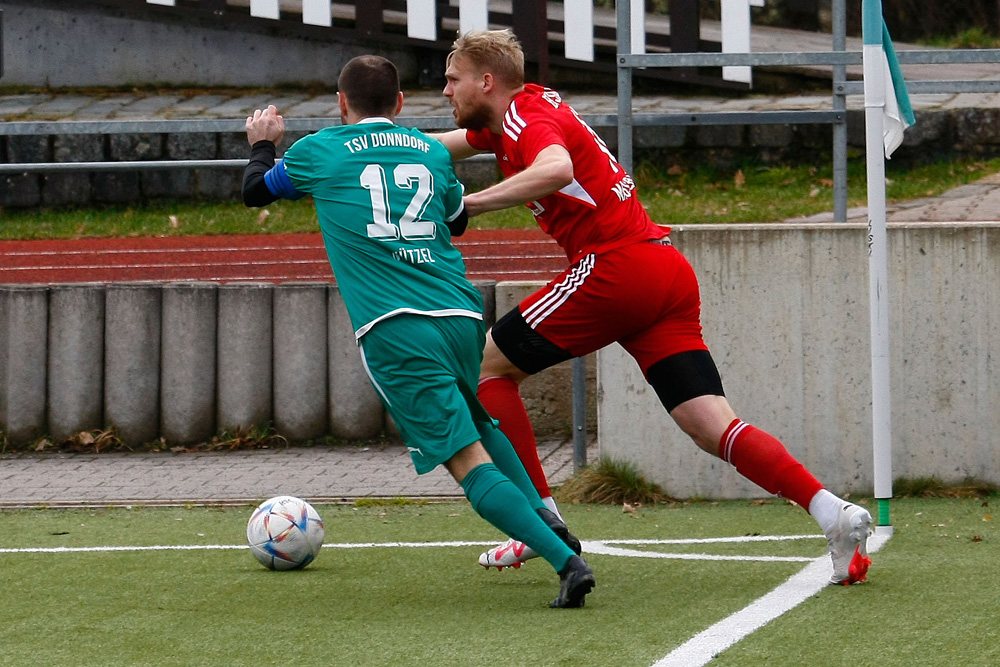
left=241, top=55, right=595, bottom=608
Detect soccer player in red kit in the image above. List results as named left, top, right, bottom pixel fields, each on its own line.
left=434, top=29, right=873, bottom=585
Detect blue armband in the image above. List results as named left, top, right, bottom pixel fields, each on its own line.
left=264, top=160, right=307, bottom=200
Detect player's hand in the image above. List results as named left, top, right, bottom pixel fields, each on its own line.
left=246, top=105, right=286, bottom=147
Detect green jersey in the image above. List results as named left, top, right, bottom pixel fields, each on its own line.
left=280, top=118, right=482, bottom=337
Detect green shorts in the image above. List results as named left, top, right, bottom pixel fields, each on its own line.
left=358, top=314, right=494, bottom=475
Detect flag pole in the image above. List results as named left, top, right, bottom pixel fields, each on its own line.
left=861, top=0, right=893, bottom=527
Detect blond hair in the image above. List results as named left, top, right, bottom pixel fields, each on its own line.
left=448, top=29, right=525, bottom=89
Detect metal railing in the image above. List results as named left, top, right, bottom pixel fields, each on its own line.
left=0, top=115, right=499, bottom=174
left=615, top=0, right=1000, bottom=221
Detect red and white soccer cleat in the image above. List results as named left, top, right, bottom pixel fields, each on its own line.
left=826, top=502, right=873, bottom=585
left=478, top=538, right=539, bottom=570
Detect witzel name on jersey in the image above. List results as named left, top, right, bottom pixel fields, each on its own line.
left=392, top=246, right=437, bottom=265
left=343, top=132, right=432, bottom=154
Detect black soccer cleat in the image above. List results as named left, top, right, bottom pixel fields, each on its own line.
left=536, top=507, right=582, bottom=556
left=550, top=555, right=596, bottom=608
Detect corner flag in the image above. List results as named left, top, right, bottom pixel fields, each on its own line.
left=862, top=0, right=912, bottom=530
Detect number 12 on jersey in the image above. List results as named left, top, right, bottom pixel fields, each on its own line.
left=360, top=163, right=437, bottom=241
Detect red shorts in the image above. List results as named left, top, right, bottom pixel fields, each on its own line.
left=518, top=239, right=707, bottom=375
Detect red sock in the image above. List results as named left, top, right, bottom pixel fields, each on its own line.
left=477, top=376, right=551, bottom=498
left=719, top=419, right=823, bottom=510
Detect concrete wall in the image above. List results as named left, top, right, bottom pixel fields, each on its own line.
left=0, top=281, right=391, bottom=447
left=0, top=279, right=592, bottom=448
left=599, top=222, right=1000, bottom=498
left=0, top=1, right=418, bottom=88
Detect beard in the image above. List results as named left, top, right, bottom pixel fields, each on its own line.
left=454, top=100, right=492, bottom=132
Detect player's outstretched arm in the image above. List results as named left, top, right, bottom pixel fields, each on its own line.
left=243, top=105, right=286, bottom=207
left=432, top=129, right=483, bottom=161
left=242, top=105, right=308, bottom=207
left=463, top=144, right=573, bottom=217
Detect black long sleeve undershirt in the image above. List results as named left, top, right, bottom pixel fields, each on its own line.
left=241, top=140, right=280, bottom=207
left=448, top=207, right=469, bottom=237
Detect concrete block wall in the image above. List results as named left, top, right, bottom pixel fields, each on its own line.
left=0, top=279, right=592, bottom=448
left=598, top=222, right=1000, bottom=498
left=48, top=284, right=105, bottom=442
left=104, top=284, right=162, bottom=444
left=0, top=285, right=48, bottom=443
left=0, top=281, right=392, bottom=447
left=273, top=283, right=329, bottom=440
left=0, top=131, right=247, bottom=209
left=160, top=282, right=217, bottom=444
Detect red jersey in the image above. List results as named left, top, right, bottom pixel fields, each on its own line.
left=465, top=84, right=667, bottom=262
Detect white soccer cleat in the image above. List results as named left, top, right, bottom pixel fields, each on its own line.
left=826, top=503, right=873, bottom=585
left=478, top=538, right=539, bottom=570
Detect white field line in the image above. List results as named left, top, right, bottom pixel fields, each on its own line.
left=584, top=544, right=815, bottom=563
left=0, top=534, right=822, bottom=555
left=651, top=526, right=894, bottom=667
left=0, top=541, right=494, bottom=554
left=584, top=534, right=822, bottom=563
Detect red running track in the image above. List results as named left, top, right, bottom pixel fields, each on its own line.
left=0, top=229, right=568, bottom=285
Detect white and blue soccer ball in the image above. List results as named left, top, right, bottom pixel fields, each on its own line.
left=246, top=495, right=325, bottom=570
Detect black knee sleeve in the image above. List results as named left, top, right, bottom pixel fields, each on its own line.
left=491, top=307, right=573, bottom=375
left=647, top=349, right=725, bottom=412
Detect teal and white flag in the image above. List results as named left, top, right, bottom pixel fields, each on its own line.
left=864, top=14, right=916, bottom=158
left=878, top=23, right=915, bottom=157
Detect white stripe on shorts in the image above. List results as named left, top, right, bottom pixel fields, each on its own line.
left=357, top=341, right=392, bottom=409
left=521, top=254, right=596, bottom=329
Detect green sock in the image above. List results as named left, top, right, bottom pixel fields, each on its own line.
left=461, top=463, right=573, bottom=572
left=476, top=422, right=545, bottom=512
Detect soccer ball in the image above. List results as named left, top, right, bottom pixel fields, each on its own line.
left=246, top=495, right=325, bottom=570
